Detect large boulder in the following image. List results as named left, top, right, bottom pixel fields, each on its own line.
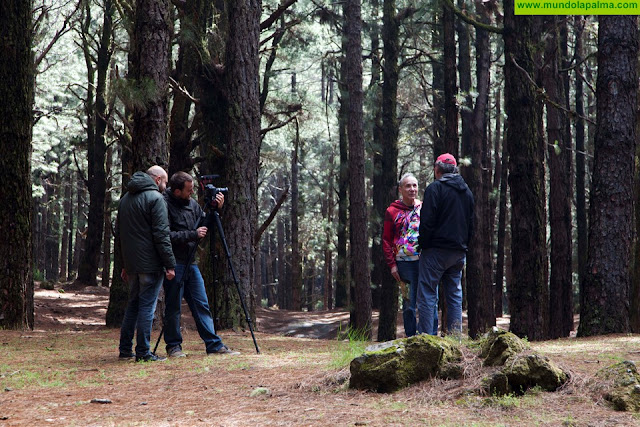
left=349, top=334, right=462, bottom=393
left=485, top=352, right=569, bottom=396
left=480, top=327, right=528, bottom=367
left=595, top=361, right=640, bottom=412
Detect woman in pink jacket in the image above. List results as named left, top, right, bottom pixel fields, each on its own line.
left=382, top=173, right=438, bottom=336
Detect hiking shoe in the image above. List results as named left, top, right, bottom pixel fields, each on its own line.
left=119, top=351, right=135, bottom=359
left=207, top=345, right=240, bottom=356
left=135, top=353, right=167, bottom=362
left=167, top=347, right=186, bottom=358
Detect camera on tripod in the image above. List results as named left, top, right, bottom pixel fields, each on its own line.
left=199, top=175, right=228, bottom=209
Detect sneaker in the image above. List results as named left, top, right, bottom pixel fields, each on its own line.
left=135, top=353, right=167, bottom=362
left=167, top=347, right=186, bottom=358
left=207, top=345, right=240, bottom=356
left=119, top=351, right=135, bottom=359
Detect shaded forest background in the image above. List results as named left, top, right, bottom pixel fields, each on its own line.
left=1, top=0, right=638, bottom=343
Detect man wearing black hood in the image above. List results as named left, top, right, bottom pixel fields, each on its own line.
left=417, top=153, right=474, bottom=336
left=116, top=165, right=176, bottom=362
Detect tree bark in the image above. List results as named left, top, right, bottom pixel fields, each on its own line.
left=443, top=2, right=457, bottom=154
left=494, top=127, right=508, bottom=318
left=370, top=0, right=383, bottom=312
left=377, top=0, right=401, bottom=342
left=60, top=171, right=73, bottom=281
left=574, top=17, right=588, bottom=313
left=291, top=127, right=302, bottom=311
left=578, top=16, right=637, bottom=336
left=504, top=2, right=549, bottom=340
left=218, top=0, right=261, bottom=329
left=465, top=2, right=495, bottom=338
left=76, top=0, right=113, bottom=286
left=0, top=0, right=34, bottom=329
left=335, top=57, right=350, bottom=309
left=543, top=16, right=573, bottom=339
left=277, top=198, right=287, bottom=309
left=131, top=0, right=171, bottom=168
left=344, top=0, right=372, bottom=338
left=168, top=0, right=212, bottom=176
left=44, top=174, right=60, bottom=282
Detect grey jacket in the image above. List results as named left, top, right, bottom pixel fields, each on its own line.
left=115, top=172, right=176, bottom=274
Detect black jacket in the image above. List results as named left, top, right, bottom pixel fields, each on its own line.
left=115, top=172, right=176, bottom=274
left=418, top=173, right=474, bottom=252
left=164, top=190, right=206, bottom=264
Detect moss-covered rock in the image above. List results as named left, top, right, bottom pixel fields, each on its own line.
left=595, top=361, right=640, bottom=412
left=349, top=334, right=462, bottom=393
left=485, top=352, right=569, bottom=395
left=480, top=327, right=528, bottom=367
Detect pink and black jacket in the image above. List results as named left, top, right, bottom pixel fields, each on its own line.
left=382, top=200, right=422, bottom=270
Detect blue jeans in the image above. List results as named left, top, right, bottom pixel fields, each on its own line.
left=396, top=260, right=438, bottom=336
left=119, top=272, right=164, bottom=358
left=417, top=248, right=466, bottom=335
left=163, top=264, right=223, bottom=354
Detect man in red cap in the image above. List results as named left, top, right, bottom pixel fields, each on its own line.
left=417, top=153, right=474, bottom=336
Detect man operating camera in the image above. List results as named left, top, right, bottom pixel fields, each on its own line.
left=162, top=171, right=239, bottom=357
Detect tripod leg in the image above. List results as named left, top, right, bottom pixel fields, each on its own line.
left=212, top=211, right=260, bottom=354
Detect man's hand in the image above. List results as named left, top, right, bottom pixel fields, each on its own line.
left=121, top=268, right=128, bottom=282
left=197, top=226, right=208, bottom=238
left=166, top=269, right=176, bottom=280
left=390, top=266, right=401, bottom=282
left=215, top=193, right=225, bottom=209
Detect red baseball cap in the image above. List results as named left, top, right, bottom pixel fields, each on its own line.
left=436, top=153, right=457, bottom=166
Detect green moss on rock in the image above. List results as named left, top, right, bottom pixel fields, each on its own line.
left=596, top=361, right=640, bottom=412
left=485, top=353, right=568, bottom=396
left=349, top=334, right=462, bottom=393
left=480, top=328, right=528, bottom=367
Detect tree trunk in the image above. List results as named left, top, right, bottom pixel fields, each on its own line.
left=291, top=127, right=302, bottom=311
left=60, top=171, right=72, bottom=281
left=102, top=145, right=114, bottom=288
left=277, top=209, right=286, bottom=309
left=344, top=0, right=372, bottom=338
left=71, top=172, right=86, bottom=278
left=465, top=3, right=495, bottom=338
left=443, top=2, right=457, bottom=154
left=574, top=17, right=588, bottom=310
left=377, top=0, right=401, bottom=342
left=370, top=0, right=383, bottom=312
left=543, top=16, right=573, bottom=339
left=504, top=3, right=549, bottom=340
left=76, top=0, right=112, bottom=286
left=431, top=6, right=445, bottom=157
left=578, top=16, right=637, bottom=336
left=0, top=0, right=34, bottom=329
left=168, top=0, right=212, bottom=176
left=217, top=0, right=261, bottom=329
left=44, top=174, right=60, bottom=282
left=305, top=259, right=314, bottom=312
left=492, top=91, right=504, bottom=318
left=131, top=0, right=171, bottom=168
left=335, top=59, right=350, bottom=309
left=495, top=121, right=508, bottom=318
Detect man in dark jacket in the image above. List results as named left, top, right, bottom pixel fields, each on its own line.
left=163, top=171, right=239, bottom=356
left=116, top=165, right=176, bottom=362
left=417, top=153, right=474, bottom=335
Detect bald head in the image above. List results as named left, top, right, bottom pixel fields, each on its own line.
left=146, top=165, right=168, bottom=192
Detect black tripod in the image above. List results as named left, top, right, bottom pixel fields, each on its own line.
left=210, top=211, right=260, bottom=354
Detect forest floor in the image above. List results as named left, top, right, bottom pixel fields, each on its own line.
left=0, top=285, right=639, bottom=426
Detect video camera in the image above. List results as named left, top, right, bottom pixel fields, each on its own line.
left=199, top=175, right=229, bottom=209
